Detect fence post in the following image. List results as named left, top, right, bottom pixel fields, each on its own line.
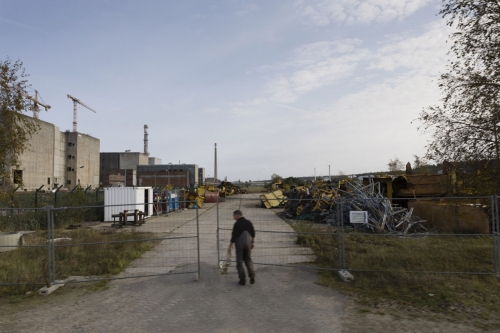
left=217, top=194, right=220, bottom=266
left=35, top=185, right=44, bottom=212
left=196, top=203, right=201, bottom=281
left=50, top=207, right=56, bottom=285
left=337, top=200, right=344, bottom=271
left=494, top=195, right=500, bottom=277
left=45, top=206, right=53, bottom=287
left=54, top=185, right=63, bottom=207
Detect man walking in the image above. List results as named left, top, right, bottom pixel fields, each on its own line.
left=227, top=210, right=255, bottom=285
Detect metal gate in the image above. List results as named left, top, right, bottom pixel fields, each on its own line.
left=0, top=202, right=200, bottom=292
left=216, top=195, right=500, bottom=278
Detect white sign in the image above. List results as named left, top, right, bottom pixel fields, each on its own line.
left=350, top=211, right=368, bottom=224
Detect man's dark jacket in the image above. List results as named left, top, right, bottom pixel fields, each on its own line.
left=230, top=217, right=255, bottom=243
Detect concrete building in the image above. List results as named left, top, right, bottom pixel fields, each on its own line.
left=137, top=164, right=199, bottom=190
left=10, top=117, right=100, bottom=190
left=148, top=157, right=162, bottom=165
left=100, top=152, right=149, bottom=186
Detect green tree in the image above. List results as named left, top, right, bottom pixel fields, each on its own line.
left=0, top=59, right=39, bottom=194
left=413, top=155, right=430, bottom=174
left=419, top=1, right=500, bottom=162
left=388, top=157, right=404, bottom=173
left=270, top=173, right=283, bottom=184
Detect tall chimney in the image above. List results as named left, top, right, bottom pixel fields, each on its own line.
left=144, top=125, right=149, bottom=156
left=214, top=143, right=218, bottom=182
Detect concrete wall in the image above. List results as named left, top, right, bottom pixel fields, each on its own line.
left=14, top=119, right=58, bottom=190
left=120, top=152, right=148, bottom=170
left=148, top=157, right=162, bottom=165
left=408, top=201, right=490, bottom=234
left=71, top=132, right=100, bottom=188
left=12, top=117, right=99, bottom=191
left=53, top=129, right=67, bottom=188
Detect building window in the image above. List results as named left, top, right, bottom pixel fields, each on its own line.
left=67, top=180, right=71, bottom=185
left=48, top=178, right=50, bottom=185
left=67, top=155, right=75, bottom=159
left=67, top=167, right=72, bottom=171
left=13, top=170, right=23, bottom=184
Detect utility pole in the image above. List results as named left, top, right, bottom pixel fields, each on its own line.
left=329, top=165, right=331, bottom=181
left=214, top=143, right=218, bottom=182
left=314, top=168, right=316, bottom=181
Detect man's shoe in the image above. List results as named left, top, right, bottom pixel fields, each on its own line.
left=250, top=277, right=255, bottom=284
left=239, top=279, right=246, bottom=285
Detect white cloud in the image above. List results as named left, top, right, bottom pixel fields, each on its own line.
left=294, top=0, right=433, bottom=26
left=264, top=40, right=371, bottom=102
left=369, top=21, right=451, bottom=75
left=262, top=20, right=449, bottom=103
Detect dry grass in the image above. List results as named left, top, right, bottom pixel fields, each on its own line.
left=0, top=228, right=158, bottom=297
left=293, top=222, right=500, bottom=328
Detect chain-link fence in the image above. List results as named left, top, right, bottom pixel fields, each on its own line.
left=217, top=196, right=328, bottom=271
left=217, top=195, right=500, bottom=278
left=0, top=207, right=50, bottom=290
left=494, top=196, right=500, bottom=277
left=0, top=201, right=200, bottom=294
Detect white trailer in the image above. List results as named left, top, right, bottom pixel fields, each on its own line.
left=104, top=187, right=153, bottom=222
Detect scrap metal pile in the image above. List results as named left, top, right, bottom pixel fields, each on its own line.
left=218, top=181, right=248, bottom=196
left=279, top=180, right=427, bottom=234
left=184, top=181, right=247, bottom=208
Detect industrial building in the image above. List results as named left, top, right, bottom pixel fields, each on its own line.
left=100, top=125, right=206, bottom=189
left=99, top=125, right=162, bottom=187
left=9, top=116, right=100, bottom=190
left=137, top=164, right=202, bottom=190
left=99, top=151, right=153, bottom=186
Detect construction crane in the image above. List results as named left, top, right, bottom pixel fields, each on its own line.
left=0, top=86, right=51, bottom=119
left=67, top=94, right=97, bottom=132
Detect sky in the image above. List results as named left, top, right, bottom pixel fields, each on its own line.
left=0, top=0, right=451, bottom=181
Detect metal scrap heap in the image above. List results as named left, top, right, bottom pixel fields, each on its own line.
left=279, top=180, right=427, bottom=234
left=218, top=181, right=248, bottom=196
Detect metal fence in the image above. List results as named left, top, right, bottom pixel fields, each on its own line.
left=217, top=196, right=327, bottom=271
left=494, top=196, right=500, bottom=276
left=2, top=193, right=499, bottom=293
left=0, top=201, right=200, bottom=291
left=1, top=188, right=103, bottom=209
left=217, top=195, right=500, bottom=278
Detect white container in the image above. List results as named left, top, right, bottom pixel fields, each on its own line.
left=104, top=187, right=154, bottom=222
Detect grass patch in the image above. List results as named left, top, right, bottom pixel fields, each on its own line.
left=292, top=221, right=500, bottom=324
left=245, top=186, right=266, bottom=193
left=0, top=228, right=158, bottom=297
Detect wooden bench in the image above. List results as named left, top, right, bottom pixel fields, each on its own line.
left=112, top=210, right=146, bottom=227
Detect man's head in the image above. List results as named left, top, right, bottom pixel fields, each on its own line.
left=233, top=210, right=243, bottom=220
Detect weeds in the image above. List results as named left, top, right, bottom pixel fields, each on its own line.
left=0, top=228, right=158, bottom=297
left=291, top=221, right=500, bottom=322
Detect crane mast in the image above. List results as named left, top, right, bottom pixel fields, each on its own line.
left=0, top=86, right=50, bottom=118
left=67, top=94, right=97, bottom=132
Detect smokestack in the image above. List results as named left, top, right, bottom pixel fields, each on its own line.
left=144, top=125, right=149, bottom=156
left=214, top=143, right=218, bottom=182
